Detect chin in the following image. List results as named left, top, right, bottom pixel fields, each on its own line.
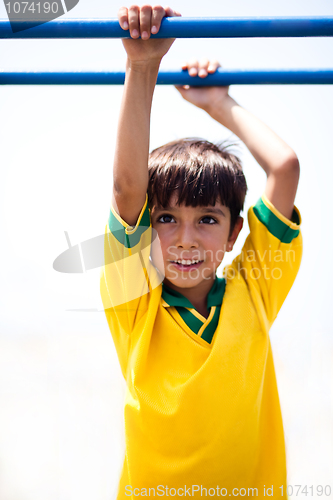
left=165, top=275, right=212, bottom=288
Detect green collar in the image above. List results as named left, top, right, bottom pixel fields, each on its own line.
left=161, top=277, right=226, bottom=310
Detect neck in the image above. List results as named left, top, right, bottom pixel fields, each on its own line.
left=163, top=276, right=216, bottom=319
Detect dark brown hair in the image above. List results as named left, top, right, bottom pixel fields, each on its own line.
left=148, top=138, right=247, bottom=234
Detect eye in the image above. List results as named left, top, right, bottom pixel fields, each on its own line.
left=200, top=216, right=217, bottom=224
left=157, top=214, right=175, bottom=223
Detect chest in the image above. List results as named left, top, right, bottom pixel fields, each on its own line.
left=130, top=280, right=266, bottom=390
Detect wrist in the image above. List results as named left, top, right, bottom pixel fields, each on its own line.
left=205, top=95, right=237, bottom=122
left=126, top=58, right=161, bottom=74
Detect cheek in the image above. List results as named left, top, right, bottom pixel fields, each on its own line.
left=203, top=235, right=228, bottom=263
left=214, top=249, right=226, bottom=265
left=153, top=229, right=172, bottom=257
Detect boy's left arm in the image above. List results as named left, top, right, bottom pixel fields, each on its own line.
left=176, top=59, right=302, bottom=329
left=176, top=59, right=300, bottom=219
left=208, top=95, right=300, bottom=220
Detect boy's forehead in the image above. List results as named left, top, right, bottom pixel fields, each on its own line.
left=153, top=192, right=228, bottom=211
left=151, top=198, right=230, bottom=218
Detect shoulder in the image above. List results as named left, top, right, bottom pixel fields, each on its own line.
left=248, top=193, right=301, bottom=245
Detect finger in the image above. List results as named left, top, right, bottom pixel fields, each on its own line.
left=187, top=58, right=199, bottom=77
left=151, top=5, right=166, bottom=34
left=164, top=6, right=174, bottom=17
left=117, top=6, right=129, bottom=30
left=164, top=6, right=182, bottom=18
left=128, top=5, right=140, bottom=38
left=175, top=84, right=189, bottom=90
left=198, top=58, right=210, bottom=78
left=140, top=5, right=152, bottom=39
left=174, top=85, right=190, bottom=97
left=207, top=60, right=221, bottom=73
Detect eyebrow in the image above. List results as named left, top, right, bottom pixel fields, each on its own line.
left=198, top=207, right=226, bottom=218
left=153, top=206, right=226, bottom=218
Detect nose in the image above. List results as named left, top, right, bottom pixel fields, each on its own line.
left=176, top=223, right=199, bottom=249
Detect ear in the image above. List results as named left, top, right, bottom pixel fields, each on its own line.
left=226, top=216, right=244, bottom=252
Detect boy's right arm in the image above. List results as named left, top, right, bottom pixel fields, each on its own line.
left=113, top=5, right=181, bottom=226
left=101, top=6, right=180, bottom=362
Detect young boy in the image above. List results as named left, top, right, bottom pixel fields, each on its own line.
left=100, top=5, right=302, bottom=498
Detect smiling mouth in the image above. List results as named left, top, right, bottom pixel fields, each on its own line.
left=168, top=259, right=204, bottom=270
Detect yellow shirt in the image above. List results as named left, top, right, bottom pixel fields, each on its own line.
left=100, top=194, right=302, bottom=499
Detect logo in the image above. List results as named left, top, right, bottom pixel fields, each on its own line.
left=3, top=0, right=80, bottom=33
left=53, top=229, right=158, bottom=274
left=53, top=229, right=165, bottom=310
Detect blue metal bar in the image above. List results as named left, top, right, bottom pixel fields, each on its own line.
left=0, top=16, right=333, bottom=39
left=1, top=69, right=333, bottom=85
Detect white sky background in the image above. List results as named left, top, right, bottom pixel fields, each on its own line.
left=0, top=0, right=333, bottom=498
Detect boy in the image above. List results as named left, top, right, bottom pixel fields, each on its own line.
left=100, top=5, right=302, bottom=498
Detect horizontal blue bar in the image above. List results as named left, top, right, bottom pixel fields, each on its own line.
left=0, top=16, right=333, bottom=38
left=1, top=69, right=333, bottom=85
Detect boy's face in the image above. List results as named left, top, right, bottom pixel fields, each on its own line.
left=150, top=193, right=243, bottom=290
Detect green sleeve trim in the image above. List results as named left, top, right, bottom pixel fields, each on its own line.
left=253, top=197, right=300, bottom=244
left=108, top=195, right=151, bottom=249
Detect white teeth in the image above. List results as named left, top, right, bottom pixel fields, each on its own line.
left=173, top=259, right=200, bottom=265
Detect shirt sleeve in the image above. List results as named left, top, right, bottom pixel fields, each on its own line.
left=100, top=195, right=162, bottom=371
left=224, top=194, right=303, bottom=332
